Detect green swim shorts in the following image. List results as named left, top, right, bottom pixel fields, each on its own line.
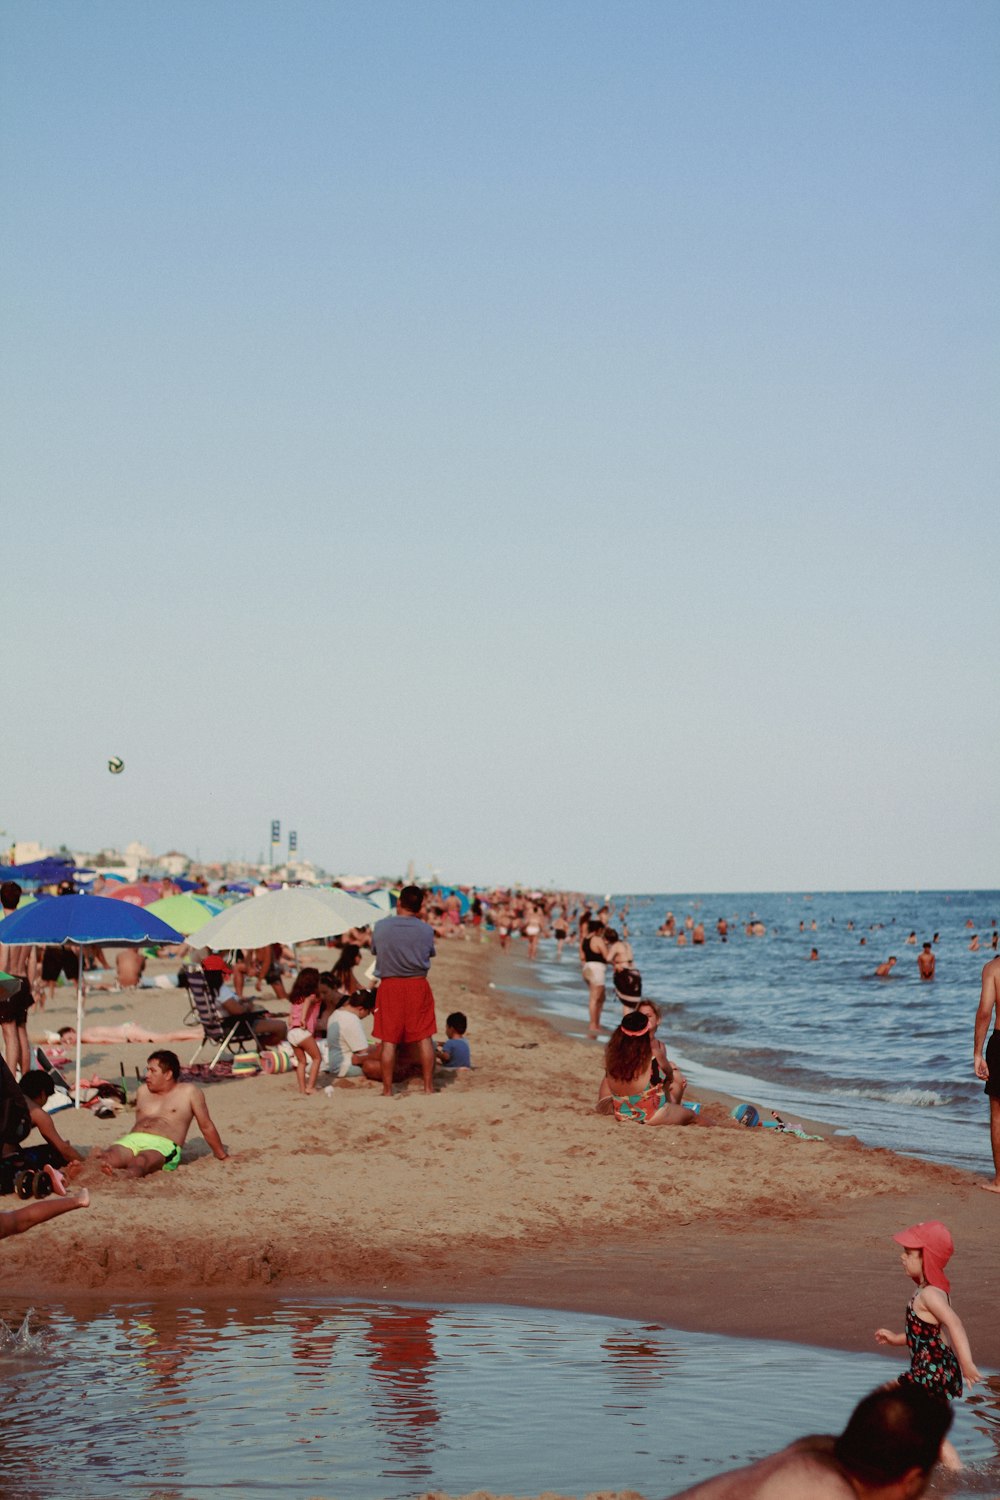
left=113, top=1131, right=182, bottom=1170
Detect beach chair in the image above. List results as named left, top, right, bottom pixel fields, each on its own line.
left=186, top=970, right=261, bottom=1070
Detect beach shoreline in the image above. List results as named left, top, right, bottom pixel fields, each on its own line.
left=10, top=937, right=999, bottom=1370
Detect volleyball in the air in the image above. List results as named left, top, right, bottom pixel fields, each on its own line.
left=108, top=757, right=124, bottom=774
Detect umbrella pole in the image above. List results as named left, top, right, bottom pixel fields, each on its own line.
left=74, top=959, right=84, bottom=1108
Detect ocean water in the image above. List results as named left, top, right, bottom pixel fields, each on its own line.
left=1, top=1299, right=998, bottom=1499
left=520, top=889, right=999, bottom=1173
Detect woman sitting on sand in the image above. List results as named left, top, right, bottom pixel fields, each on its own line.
left=330, top=944, right=363, bottom=998
left=597, top=1011, right=702, bottom=1126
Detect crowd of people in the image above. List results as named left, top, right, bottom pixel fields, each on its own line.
left=0, top=883, right=476, bottom=1202
left=1, top=873, right=996, bottom=1481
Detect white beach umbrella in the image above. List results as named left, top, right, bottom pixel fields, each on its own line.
left=184, top=886, right=381, bottom=950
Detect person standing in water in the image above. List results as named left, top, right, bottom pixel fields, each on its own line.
left=579, top=919, right=608, bottom=1038
left=875, top=1219, right=979, bottom=1471
left=973, top=952, right=1000, bottom=1193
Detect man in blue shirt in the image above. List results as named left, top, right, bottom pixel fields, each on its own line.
left=370, top=886, right=437, bottom=1095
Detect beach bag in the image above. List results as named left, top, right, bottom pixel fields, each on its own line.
left=0, top=1056, right=30, bottom=1149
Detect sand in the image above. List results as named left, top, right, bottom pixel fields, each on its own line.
left=11, top=936, right=998, bottom=1375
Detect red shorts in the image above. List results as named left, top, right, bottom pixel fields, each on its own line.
left=372, top=976, right=437, bottom=1045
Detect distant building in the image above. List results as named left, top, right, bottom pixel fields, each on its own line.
left=158, top=850, right=190, bottom=877
left=11, top=840, right=51, bottom=865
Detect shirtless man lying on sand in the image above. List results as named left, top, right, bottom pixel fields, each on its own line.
left=92, top=1049, right=228, bottom=1179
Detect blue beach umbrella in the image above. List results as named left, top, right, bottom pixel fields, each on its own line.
left=0, top=895, right=184, bottom=1106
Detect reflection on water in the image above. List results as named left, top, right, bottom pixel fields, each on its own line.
left=0, top=1299, right=997, bottom=1499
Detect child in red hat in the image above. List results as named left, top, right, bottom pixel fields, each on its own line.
left=875, top=1219, right=980, bottom=1468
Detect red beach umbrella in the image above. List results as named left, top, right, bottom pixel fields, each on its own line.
left=103, top=881, right=163, bottom=907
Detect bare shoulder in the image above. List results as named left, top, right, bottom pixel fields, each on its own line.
left=667, top=1443, right=850, bottom=1499
left=917, top=1285, right=948, bottom=1320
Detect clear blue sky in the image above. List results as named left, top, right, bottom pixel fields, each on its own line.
left=2, top=1, right=997, bottom=890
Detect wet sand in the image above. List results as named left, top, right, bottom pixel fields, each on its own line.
left=13, top=935, right=998, bottom=1382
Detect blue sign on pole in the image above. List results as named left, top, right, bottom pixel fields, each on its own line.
left=271, top=819, right=280, bottom=844
left=289, top=830, right=297, bottom=853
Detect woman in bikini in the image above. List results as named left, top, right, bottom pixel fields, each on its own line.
left=522, top=903, right=544, bottom=961
left=597, top=1010, right=702, bottom=1125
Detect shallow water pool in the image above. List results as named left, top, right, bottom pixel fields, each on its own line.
left=2, top=1299, right=998, bottom=1499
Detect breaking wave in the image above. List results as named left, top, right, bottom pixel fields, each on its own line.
left=839, top=1086, right=948, bottom=1108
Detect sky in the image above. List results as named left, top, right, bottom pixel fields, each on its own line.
left=2, top=0, right=997, bottom=892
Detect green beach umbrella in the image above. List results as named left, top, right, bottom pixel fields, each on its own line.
left=146, top=893, right=224, bottom=936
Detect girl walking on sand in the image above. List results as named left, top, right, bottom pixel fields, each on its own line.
left=875, top=1219, right=980, bottom=1469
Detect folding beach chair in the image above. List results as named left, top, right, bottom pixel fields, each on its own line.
left=186, top=970, right=261, bottom=1070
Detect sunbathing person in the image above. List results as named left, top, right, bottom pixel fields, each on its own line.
left=597, top=1011, right=705, bottom=1125
left=56, top=1022, right=201, bottom=1046
left=92, top=1049, right=228, bottom=1178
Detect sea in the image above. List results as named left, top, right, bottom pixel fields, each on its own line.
left=517, top=888, right=999, bottom=1175
left=4, top=888, right=997, bottom=1499
left=2, top=1298, right=998, bottom=1499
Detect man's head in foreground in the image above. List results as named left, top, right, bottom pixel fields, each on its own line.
left=833, top=1383, right=952, bottom=1495
left=397, top=885, right=424, bottom=915
left=667, top=1381, right=952, bottom=1499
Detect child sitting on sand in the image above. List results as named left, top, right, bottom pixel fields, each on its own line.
left=436, top=1013, right=471, bottom=1070
left=875, top=1218, right=980, bottom=1470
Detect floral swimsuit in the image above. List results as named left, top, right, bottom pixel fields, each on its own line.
left=899, top=1296, right=962, bottom=1398
left=610, top=1083, right=669, bottom=1124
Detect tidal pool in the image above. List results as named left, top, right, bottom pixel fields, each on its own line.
left=1, top=1299, right=997, bottom=1498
